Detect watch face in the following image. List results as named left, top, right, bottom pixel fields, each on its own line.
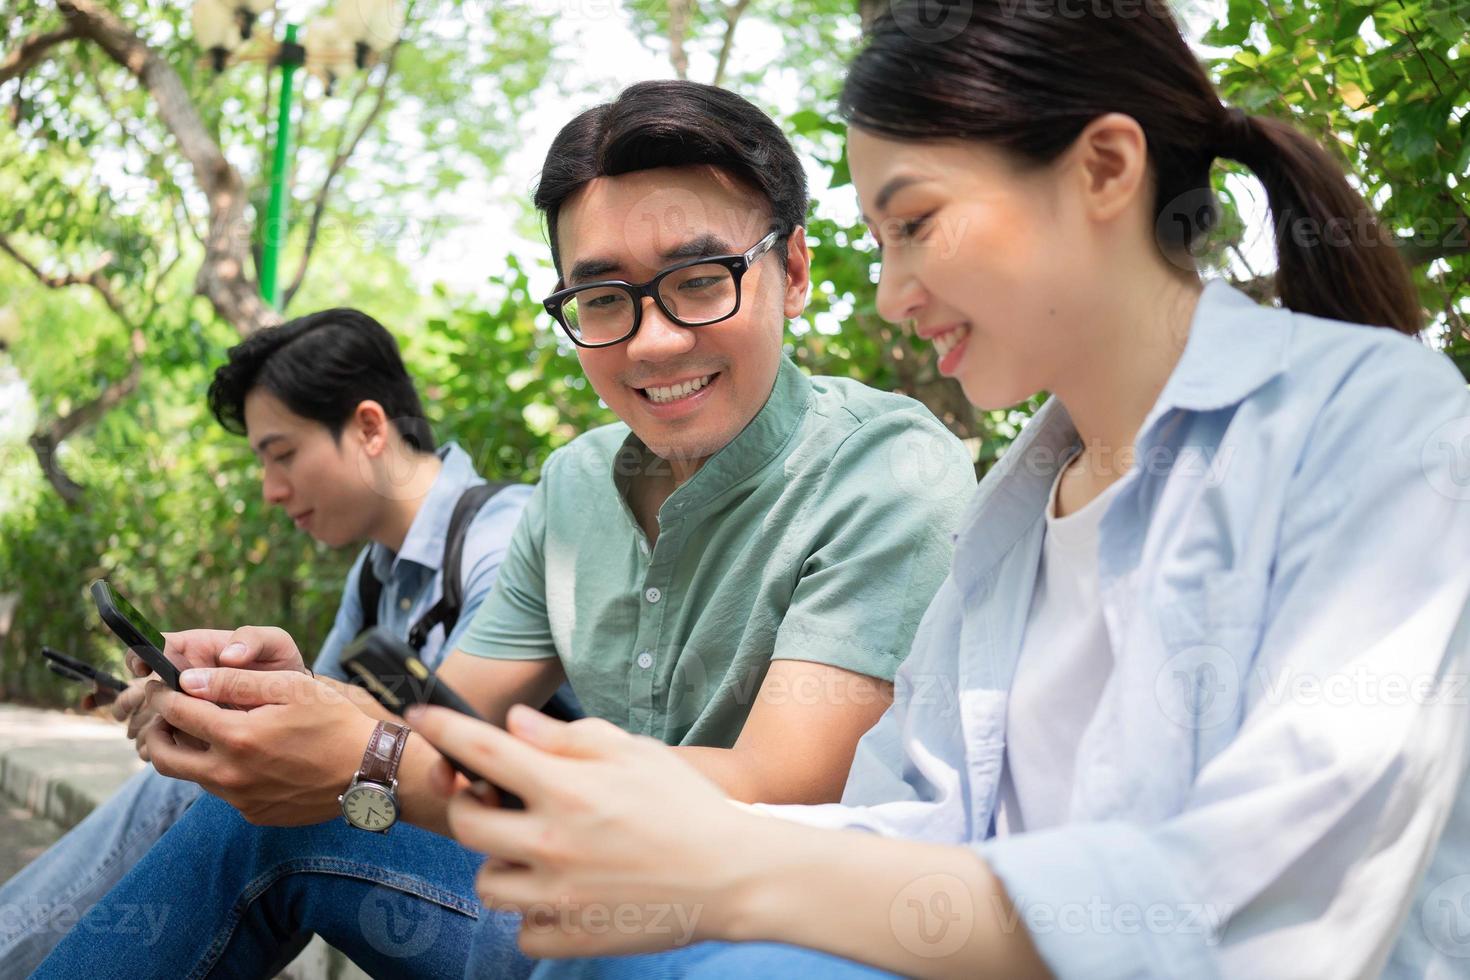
left=342, top=783, right=398, bottom=831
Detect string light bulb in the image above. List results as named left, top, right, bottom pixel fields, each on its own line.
left=191, top=0, right=243, bottom=72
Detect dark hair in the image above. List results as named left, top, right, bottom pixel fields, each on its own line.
left=841, top=0, right=1421, bottom=334
left=208, top=308, right=435, bottom=452
left=533, top=80, right=809, bottom=275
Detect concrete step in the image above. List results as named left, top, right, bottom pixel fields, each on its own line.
left=0, top=704, right=369, bottom=979
left=0, top=798, right=64, bottom=885
left=0, top=703, right=146, bottom=827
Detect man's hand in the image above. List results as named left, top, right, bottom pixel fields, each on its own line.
left=142, top=668, right=375, bottom=825
left=86, top=678, right=207, bottom=763
left=107, top=679, right=159, bottom=762
left=124, top=626, right=308, bottom=680
left=79, top=682, right=119, bottom=712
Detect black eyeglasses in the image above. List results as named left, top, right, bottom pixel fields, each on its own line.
left=542, top=231, right=781, bottom=349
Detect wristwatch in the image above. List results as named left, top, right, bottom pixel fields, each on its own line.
left=339, top=720, right=410, bottom=832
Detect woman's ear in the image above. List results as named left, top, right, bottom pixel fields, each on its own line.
left=352, top=399, right=392, bottom=456
left=1070, top=112, right=1150, bottom=225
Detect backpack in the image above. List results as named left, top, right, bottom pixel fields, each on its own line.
left=357, top=481, right=514, bottom=651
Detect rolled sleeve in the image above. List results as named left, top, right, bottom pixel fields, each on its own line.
left=772, top=410, right=975, bottom=681
left=982, top=821, right=1224, bottom=978
left=755, top=579, right=979, bottom=838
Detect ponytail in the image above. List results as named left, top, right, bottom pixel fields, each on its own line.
left=842, top=1, right=1425, bottom=335
left=1216, top=109, right=1421, bottom=334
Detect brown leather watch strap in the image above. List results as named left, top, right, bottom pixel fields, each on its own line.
left=357, top=720, right=411, bottom=786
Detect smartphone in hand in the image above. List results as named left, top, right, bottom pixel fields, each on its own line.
left=340, top=628, right=524, bottom=810
left=41, top=645, right=128, bottom=693
left=90, top=579, right=182, bottom=692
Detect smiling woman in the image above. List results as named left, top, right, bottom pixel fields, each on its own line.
left=394, top=2, right=1470, bottom=979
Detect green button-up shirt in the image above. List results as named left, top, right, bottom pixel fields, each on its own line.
left=459, top=356, right=977, bottom=747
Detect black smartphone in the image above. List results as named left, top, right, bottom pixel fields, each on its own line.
left=340, top=627, right=524, bottom=810
left=47, top=660, right=91, bottom=685
left=41, top=646, right=128, bottom=693
left=89, top=579, right=182, bottom=692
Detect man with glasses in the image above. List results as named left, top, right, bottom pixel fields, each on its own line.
left=33, top=80, right=977, bottom=980
left=543, top=230, right=781, bottom=349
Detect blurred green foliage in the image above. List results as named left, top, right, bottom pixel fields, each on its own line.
left=1, top=0, right=1466, bottom=704
left=1205, top=0, right=1470, bottom=363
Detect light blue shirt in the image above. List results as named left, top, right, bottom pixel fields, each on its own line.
left=767, top=281, right=1470, bottom=977
left=311, top=443, right=532, bottom=680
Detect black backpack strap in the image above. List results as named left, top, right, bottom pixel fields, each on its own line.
left=355, top=546, right=382, bottom=633
left=406, top=481, right=512, bottom=650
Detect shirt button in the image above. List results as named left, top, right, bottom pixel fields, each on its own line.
left=638, top=539, right=650, bottom=556
left=645, top=587, right=661, bottom=604
left=399, top=597, right=412, bottom=612
left=636, top=651, right=653, bottom=669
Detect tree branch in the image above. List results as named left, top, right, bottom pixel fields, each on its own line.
left=82, top=55, right=204, bottom=252
left=1231, top=213, right=1469, bottom=306
left=1400, top=215, right=1470, bottom=267
left=5, top=6, right=281, bottom=507
left=1, top=227, right=178, bottom=505
left=56, top=0, right=280, bottom=335
left=1232, top=271, right=1278, bottom=304
left=0, top=232, right=145, bottom=504
left=1229, top=243, right=1258, bottom=280
left=0, top=26, right=80, bottom=85
left=711, top=0, right=751, bottom=87
left=143, top=227, right=187, bottom=330
left=2, top=219, right=176, bottom=503
left=281, top=43, right=404, bottom=309
left=0, top=234, right=131, bottom=325
left=1394, top=25, right=1445, bottom=98
left=28, top=331, right=146, bottom=509
left=667, top=0, right=692, bottom=79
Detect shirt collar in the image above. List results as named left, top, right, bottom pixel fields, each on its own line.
left=372, top=442, right=481, bottom=579
left=1145, top=278, right=1292, bottom=421
left=953, top=396, right=1079, bottom=588
left=954, top=279, right=1290, bottom=585
left=613, top=355, right=813, bottom=514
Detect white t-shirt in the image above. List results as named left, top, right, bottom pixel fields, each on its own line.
left=995, top=455, right=1123, bottom=836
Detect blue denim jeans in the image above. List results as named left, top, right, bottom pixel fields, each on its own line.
left=530, top=942, right=900, bottom=978
left=0, top=767, right=203, bottom=979
left=33, top=793, right=534, bottom=980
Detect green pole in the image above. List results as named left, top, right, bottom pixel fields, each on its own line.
left=260, top=23, right=302, bottom=310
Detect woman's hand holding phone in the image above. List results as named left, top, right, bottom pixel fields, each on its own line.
left=405, top=703, right=759, bottom=959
